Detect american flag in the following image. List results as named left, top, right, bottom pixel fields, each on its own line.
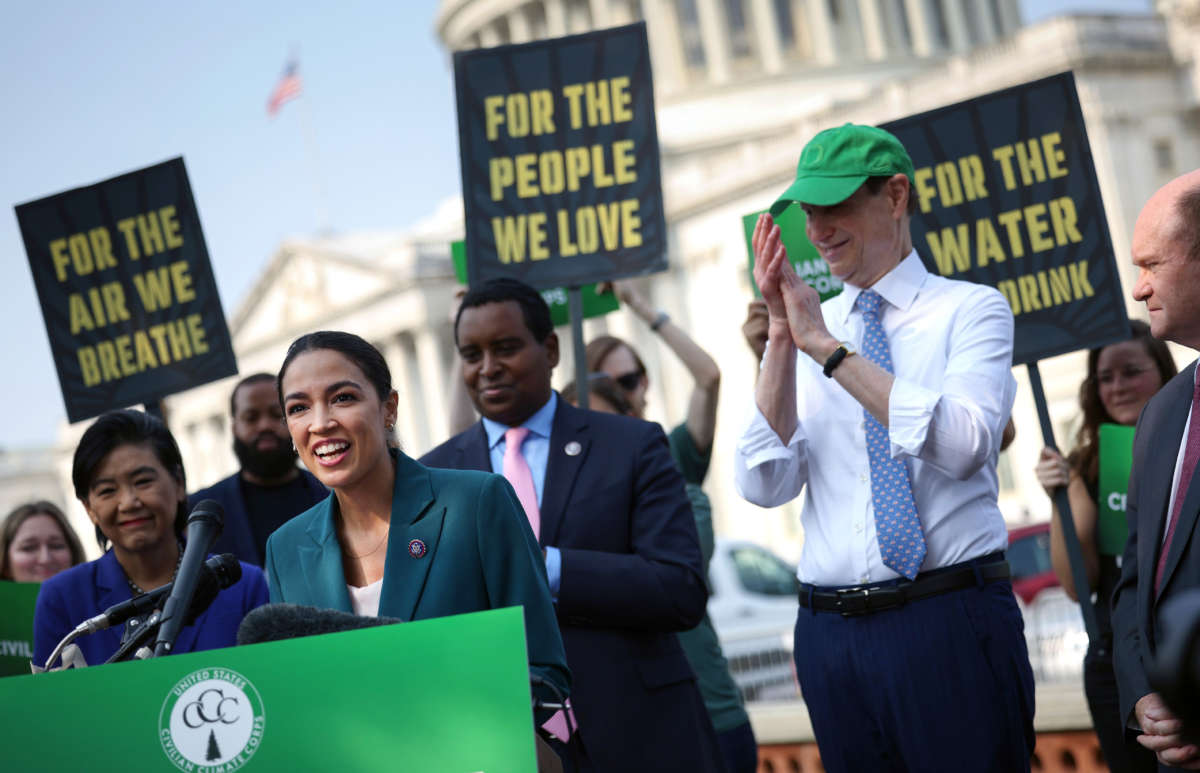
left=267, top=59, right=302, bottom=116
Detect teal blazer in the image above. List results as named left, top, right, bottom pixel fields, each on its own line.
left=264, top=450, right=569, bottom=703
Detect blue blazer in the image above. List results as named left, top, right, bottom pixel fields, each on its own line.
left=33, top=550, right=268, bottom=669
left=420, top=399, right=721, bottom=772
left=263, top=450, right=570, bottom=704
left=189, top=468, right=326, bottom=567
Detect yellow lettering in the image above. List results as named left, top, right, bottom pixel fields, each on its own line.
left=484, top=95, right=506, bottom=141
left=50, top=238, right=71, bottom=281
left=620, top=199, right=641, bottom=248
left=68, top=293, right=95, bottom=334
left=116, top=217, right=140, bottom=259
left=1042, top=132, right=1068, bottom=178
left=612, top=140, right=637, bottom=184
left=530, top=89, right=555, bottom=134
left=78, top=347, right=101, bottom=387
left=136, top=212, right=165, bottom=257
left=976, top=219, right=1006, bottom=267
left=565, top=147, right=590, bottom=191
left=186, top=314, right=209, bottom=355
left=610, top=76, right=633, bottom=122
left=996, top=209, right=1026, bottom=258
left=492, top=215, right=529, bottom=264
left=1049, top=196, right=1083, bottom=245
left=926, top=224, right=972, bottom=275
left=133, top=268, right=173, bottom=311
left=1069, top=260, right=1094, bottom=298
left=562, top=84, right=585, bottom=130
left=992, top=146, right=1017, bottom=191
left=913, top=168, right=936, bottom=213
left=1018, top=274, right=1042, bottom=312
left=1024, top=203, right=1053, bottom=252
left=490, top=157, right=514, bottom=201
left=515, top=153, right=538, bottom=198
left=169, top=261, right=195, bottom=303
left=159, top=206, right=184, bottom=249
left=591, top=144, right=614, bottom=187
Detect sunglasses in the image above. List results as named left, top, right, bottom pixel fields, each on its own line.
left=613, top=370, right=644, bottom=391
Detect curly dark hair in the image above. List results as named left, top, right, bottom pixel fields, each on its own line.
left=1069, top=319, right=1177, bottom=487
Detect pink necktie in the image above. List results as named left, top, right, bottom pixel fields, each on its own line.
left=1156, top=372, right=1200, bottom=593
left=502, top=428, right=576, bottom=740
left=502, top=427, right=540, bottom=539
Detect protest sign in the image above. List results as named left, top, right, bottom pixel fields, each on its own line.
left=16, top=158, right=237, bottom=422
left=881, top=72, right=1129, bottom=365
left=454, top=22, right=666, bottom=289
left=1098, top=423, right=1136, bottom=557
left=451, top=240, right=618, bottom=325
left=0, top=582, right=39, bottom=678
left=741, top=207, right=843, bottom=302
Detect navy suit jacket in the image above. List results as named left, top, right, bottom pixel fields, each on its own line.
left=1113, top=360, right=1200, bottom=723
left=189, top=468, right=326, bottom=567
left=420, top=398, right=721, bottom=772
left=33, top=549, right=268, bottom=668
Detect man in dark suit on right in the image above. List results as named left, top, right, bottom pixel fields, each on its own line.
left=1114, top=168, right=1200, bottom=769
left=420, top=278, right=722, bottom=772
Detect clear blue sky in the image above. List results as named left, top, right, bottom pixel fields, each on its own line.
left=0, top=0, right=1151, bottom=449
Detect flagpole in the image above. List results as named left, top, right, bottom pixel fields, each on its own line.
left=295, top=74, right=331, bottom=234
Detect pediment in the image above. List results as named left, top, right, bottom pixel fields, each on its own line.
left=232, top=240, right=402, bottom=351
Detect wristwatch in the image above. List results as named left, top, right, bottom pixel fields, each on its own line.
left=822, top=341, right=856, bottom=378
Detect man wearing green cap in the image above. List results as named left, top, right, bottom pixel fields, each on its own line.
left=734, top=124, right=1033, bottom=771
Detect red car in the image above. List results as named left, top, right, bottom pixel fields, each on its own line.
left=1007, top=522, right=1059, bottom=604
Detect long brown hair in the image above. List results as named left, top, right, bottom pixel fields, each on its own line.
left=585, top=335, right=645, bottom=377
left=1070, top=319, right=1176, bottom=486
left=0, top=501, right=86, bottom=579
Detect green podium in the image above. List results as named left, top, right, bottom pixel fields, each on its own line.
left=0, top=607, right=537, bottom=772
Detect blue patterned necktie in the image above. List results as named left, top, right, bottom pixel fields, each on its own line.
left=856, top=289, right=927, bottom=580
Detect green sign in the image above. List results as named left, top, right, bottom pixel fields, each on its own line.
left=0, top=582, right=39, bottom=677
left=0, top=607, right=536, bottom=772
left=452, top=240, right=619, bottom=326
left=1098, top=423, right=1136, bottom=556
left=741, top=208, right=843, bottom=302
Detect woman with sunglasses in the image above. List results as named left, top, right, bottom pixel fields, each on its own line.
left=586, top=280, right=757, bottom=773
left=1034, top=319, right=1175, bottom=772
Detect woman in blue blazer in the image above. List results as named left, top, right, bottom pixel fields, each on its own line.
left=33, top=410, right=268, bottom=669
left=264, top=331, right=569, bottom=705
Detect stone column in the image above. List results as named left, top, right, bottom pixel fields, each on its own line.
left=609, top=0, right=634, bottom=24
left=509, top=5, right=532, bottom=43
left=856, top=0, right=888, bottom=60
left=940, top=0, right=971, bottom=52
left=590, top=0, right=610, bottom=28
left=545, top=0, right=568, bottom=37
left=478, top=22, right=502, bottom=47
left=749, top=0, right=785, bottom=73
left=696, top=0, right=733, bottom=83
left=902, top=0, right=936, bottom=57
left=641, top=0, right=688, bottom=92
left=381, top=337, right=420, bottom=452
left=805, top=0, right=837, bottom=65
left=996, top=0, right=1022, bottom=38
left=414, top=329, right=451, bottom=452
left=972, top=0, right=998, bottom=45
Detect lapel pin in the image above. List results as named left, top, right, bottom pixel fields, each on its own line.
left=408, top=539, right=427, bottom=559
left=564, top=441, right=582, bottom=457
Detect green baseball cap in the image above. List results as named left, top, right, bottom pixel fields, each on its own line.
left=769, top=123, right=915, bottom=215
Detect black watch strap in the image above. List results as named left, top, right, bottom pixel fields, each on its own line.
left=823, top=343, right=854, bottom=378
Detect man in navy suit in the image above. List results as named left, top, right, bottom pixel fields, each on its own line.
left=1113, top=168, right=1200, bottom=770
left=189, top=374, right=326, bottom=566
left=420, top=278, right=722, bottom=772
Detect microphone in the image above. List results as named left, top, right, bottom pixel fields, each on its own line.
left=237, top=603, right=400, bottom=646
left=103, top=556, right=242, bottom=664
left=76, top=554, right=241, bottom=636
left=152, top=500, right=224, bottom=656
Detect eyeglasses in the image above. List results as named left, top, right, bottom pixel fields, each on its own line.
left=613, top=370, right=644, bottom=391
left=1097, top=365, right=1154, bottom=386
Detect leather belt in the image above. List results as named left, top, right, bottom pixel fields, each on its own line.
left=797, top=558, right=1011, bottom=617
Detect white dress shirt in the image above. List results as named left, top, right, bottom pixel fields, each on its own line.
left=734, top=251, right=1015, bottom=586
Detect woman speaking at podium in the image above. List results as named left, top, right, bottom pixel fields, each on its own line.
left=32, top=410, right=269, bottom=667
left=264, top=331, right=569, bottom=701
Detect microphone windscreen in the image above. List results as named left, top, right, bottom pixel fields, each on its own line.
left=188, top=499, right=224, bottom=527
left=236, top=603, right=401, bottom=646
